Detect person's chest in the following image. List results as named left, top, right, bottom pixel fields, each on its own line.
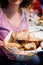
left=1, top=14, right=28, bottom=33
left=7, top=14, right=22, bottom=28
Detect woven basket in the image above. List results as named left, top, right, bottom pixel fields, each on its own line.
left=2, top=31, right=42, bottom=61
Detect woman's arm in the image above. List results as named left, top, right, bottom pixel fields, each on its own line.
left=0, top=21, right=3, bottom=46
left=0, top=33, right=4, bottom=56
left=0, top=40, right=3, bottom=46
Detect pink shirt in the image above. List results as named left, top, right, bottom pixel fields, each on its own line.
left=0, top=8, right=29, bottom=56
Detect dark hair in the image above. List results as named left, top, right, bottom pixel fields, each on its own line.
left=0, top=0, right=33, bottom=8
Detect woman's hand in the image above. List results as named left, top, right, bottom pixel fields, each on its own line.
left=0, top=40, right=3, bottom=46
left=0, top=43, right=3, bottom=46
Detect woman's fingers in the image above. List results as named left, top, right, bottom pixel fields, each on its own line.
left=0, top=43, right=3, bottom=46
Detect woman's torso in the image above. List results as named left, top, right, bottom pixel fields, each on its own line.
left=0, top=8, right=29, bottom=56
left=0, top=8, right=29, bottom=39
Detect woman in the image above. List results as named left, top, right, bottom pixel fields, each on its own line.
left=0, top=0, right=40, bottom=65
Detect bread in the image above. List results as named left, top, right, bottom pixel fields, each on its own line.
left=19, top=47, right=24, bottom=51
left=21, top=42, right=26, bottom=47
left=15, top=30, right=31, bottom=40
left=24, top=43, right=36, bottom=50
left=5, top=30, right=41, bottom=51
left=7, top=42, right=22, bottom=49
left=39, top=16, right=43, bottom=20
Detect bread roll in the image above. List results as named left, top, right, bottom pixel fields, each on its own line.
left=15, top=30, right=30, bottom=40
left=7, top=42, right=22, bottom=48
left=24, top=43, right=36, bottom=50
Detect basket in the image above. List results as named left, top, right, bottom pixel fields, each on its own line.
left=3, top=31, right=42, bottom=61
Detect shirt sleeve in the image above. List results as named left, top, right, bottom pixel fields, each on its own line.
left=0, top=20, right=4, bottom=56
left=0, top=13, right=4, bottom=44
left=0, top=16, right=2, bottom=42
left=0, top=27, right=3, bottom=44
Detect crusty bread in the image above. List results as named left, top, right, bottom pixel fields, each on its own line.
left=7, top=42, right=22, bottom=48
left=5, top=30, right=41, bottom=51
left=24, top=43, right=36, bottom=50
left=39, top=16, right=43, bottom=20
left=15, top=30, right=31, bottom=40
